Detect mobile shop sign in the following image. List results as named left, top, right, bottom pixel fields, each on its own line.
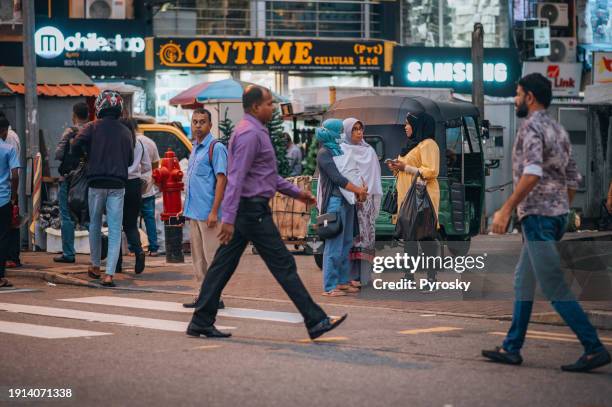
left=392, top=47, right=521, bottom=97
left=522, top=62, right=582, bottom=97
left=151, top=38, right=386, bottom=71
left=34, top=20, right=145, bottom=76
left=593, top=52, right=612, bottom=85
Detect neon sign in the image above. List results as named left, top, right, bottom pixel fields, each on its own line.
left=406, top=62, right=509, bottom=83
left=35, top=26, right=145, bottom=59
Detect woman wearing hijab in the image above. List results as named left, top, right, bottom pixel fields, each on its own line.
left=387, top=112, right=440, bottom=284
left=341, top=118, right=382, bottom=288
left=316, top=119, right=368, bottom=296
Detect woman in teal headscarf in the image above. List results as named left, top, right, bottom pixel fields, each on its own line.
left=316, top=119, right=368, bottom=296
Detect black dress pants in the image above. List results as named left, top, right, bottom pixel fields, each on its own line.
left=8, top=227, right=20, bottom=262
left=0, top=202, right=12, bottom=278
left=190, top=199, right=327, bottom=329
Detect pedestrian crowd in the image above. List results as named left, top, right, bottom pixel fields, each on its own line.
left=0, top=75, right=610, bottom=365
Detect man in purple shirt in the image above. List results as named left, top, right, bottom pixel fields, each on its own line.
left=187, top=86, right=347, bottom=340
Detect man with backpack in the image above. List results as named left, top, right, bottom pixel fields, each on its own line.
left=71, top=91, right=133, bottom=287
left=182, top=108, right=229, bottom=309
left=54, top=102, right=90, bottom=263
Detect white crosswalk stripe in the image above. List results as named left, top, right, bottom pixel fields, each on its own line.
left=60, top=296, right=304, bottom=323
left=0, top=320, right=111, bottom=339
left=0, top=302, right=236, bottom=333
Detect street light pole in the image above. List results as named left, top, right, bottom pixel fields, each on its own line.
left=471, top=23, right=487, bottom=233
left=22, top=0, right=39, bottom=247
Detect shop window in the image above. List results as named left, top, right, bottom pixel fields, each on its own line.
left=578, top=0, right=612, bottom=44
left=266, top=1, right=383, bottom=38
left=0, top=0, right=21, bottom=22
left=143, top=130, right=191, bottom=162
left=69, top=0, right=134, bottom=19
left=401, top=0, right=509, bottom=47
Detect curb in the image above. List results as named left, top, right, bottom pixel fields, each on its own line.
left=7, top=268, right=97, bottom=288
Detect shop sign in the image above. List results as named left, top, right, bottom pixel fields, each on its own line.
left=34, top=18, right=146, bottom=77
left=392, top=47, right=521, bottom=97
left=522, top=62, right=582, bottom=96
left=593, top=52, right=612, bottom=84
left=151, top=38, right=386, bottom=71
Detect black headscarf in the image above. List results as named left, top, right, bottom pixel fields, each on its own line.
left=400, top=112, right=436, bottom=157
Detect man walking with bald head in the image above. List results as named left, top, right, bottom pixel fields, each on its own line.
left=187, top=86, right=347, bottom=340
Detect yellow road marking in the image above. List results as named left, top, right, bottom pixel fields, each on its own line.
left=489, top=332, right=612, bottom=346
left=297, top=336, right=349, bottom=343
left=527, top=330, right=612, bottom=342
left=399, top=327, right=463, bottom=335
left=192, top=345, right=223, bottom=350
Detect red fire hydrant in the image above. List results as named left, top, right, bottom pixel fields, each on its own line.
left=153, top=148, right=185, bottom=263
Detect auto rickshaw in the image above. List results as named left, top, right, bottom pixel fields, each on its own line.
left=306, top=95, right=486, bottom=268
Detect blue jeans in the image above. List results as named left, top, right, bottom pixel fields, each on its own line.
left=141, top=195, right=159, bottom=252
left=503, top=214, right=605, bottom=355
left=58, top=180, right=75, bottom=259
left=88, top=187, right=124, bottom=276
left=322, top=196, right=355, bottom=292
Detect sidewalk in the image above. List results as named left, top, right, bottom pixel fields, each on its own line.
left=6, top=232, right=612, bottom=329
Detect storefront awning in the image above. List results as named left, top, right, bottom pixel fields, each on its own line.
left=0, top=66, right=99, bottom=97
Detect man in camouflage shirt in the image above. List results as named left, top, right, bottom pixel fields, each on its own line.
left=482, top=73, right=610, bottom=372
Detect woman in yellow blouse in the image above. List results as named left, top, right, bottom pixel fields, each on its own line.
left=387, top=112, right=440, bottom=285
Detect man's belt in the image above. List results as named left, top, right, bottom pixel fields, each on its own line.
left=240, top=196, right=270, bottom=204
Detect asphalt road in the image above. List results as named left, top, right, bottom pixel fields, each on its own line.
left=0, top=276, right=611, bottom=407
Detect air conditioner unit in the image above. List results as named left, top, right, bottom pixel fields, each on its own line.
left=544, top=37, right=577, bottom=62
left=86, top=0, right=126, bottom=19
left=537, top=3, right=569, bottom=27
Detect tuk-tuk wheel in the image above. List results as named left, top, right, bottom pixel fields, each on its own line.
left=445, top=238, right=471, bottom=257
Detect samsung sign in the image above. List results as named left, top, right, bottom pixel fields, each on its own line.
left=35, top=26, right=145, bottom=59
left=393, top=47, right=520, bottom=97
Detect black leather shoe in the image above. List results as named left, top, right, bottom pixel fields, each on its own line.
left=135, top=252, right=146, bottom=274
left=218, top=299, right=225, bottom=309
left=53, top=255, right=75, bottom=263
left=186, top=323, right=232, bottom=338
left=482, top=347, right=523, bottom=365
left=561, top=350, right=611, bottom=372
left=308, top=314, right=348, bottom=340
left=183, top=298, right=198, bottom=308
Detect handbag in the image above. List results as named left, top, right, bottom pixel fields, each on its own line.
left=382, top=182, right=398, bottom=214
left=315, top=212, right=343, bottom=240
left=394, top=175, right=437, bottom=241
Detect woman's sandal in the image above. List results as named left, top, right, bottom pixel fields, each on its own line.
left=337, top=284, right=360, bottom=294
left=100, top=279, right=116, bottom=288
left=87, top=267, right=101, bottom=280
left=0, top=278, right=13, bottom=288
left=322, top=289, right=347, bottom=297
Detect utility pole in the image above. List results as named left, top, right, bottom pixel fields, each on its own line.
left=22, top=0, right=39, bottom=246
left=471, top=23, right=486, bottom=233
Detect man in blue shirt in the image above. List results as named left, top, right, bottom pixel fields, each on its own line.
left=183, top=108, right=228, bottom=309
left=0, top=116, right=20, bottom=288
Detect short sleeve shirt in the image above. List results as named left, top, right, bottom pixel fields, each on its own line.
left=183, top=133, right=228, bottom=221
left=0, top=138, right=20, bottom=207
left=139, top=135, right=161, bottom=198
left=512, top=110, right=581, bottom=220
